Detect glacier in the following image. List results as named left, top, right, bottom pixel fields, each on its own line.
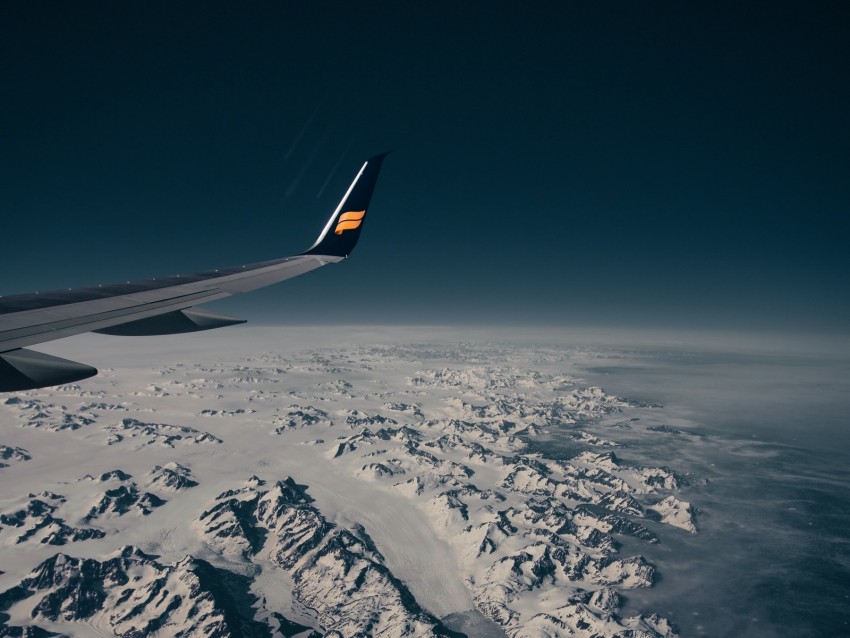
left=0, top=330, right=713, bottom=637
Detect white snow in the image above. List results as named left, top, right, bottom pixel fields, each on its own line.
left=0, top=327, right=700, bottom=636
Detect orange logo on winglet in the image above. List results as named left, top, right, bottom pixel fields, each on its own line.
left=334, top=210, right=365, bottom=235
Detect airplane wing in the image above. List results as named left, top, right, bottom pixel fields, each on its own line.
left=0, top=153, right=389, bottom=391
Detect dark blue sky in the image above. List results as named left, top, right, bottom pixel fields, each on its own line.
left=2, top=2, right=848, bottom=332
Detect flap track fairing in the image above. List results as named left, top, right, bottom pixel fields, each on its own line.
left=0, top=348, right=98, bottom=392
left=93, top=307, right=246, bottom=336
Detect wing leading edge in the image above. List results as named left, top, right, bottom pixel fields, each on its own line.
left=0, top=153, right=389, bottom=391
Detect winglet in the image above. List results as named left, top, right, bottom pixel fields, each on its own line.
left=302, top=153, right=390, bottom=257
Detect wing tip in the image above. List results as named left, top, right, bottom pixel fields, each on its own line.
left=302, top=153, right=390, bottom=257
left=368, top=151, right=392, bottom=163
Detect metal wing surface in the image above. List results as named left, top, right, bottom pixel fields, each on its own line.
left=0, top=153, right=389, bottom=391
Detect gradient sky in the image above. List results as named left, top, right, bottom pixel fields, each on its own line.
left=2, top=2, right=848, bottom=332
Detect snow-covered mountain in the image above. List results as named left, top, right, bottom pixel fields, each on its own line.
left=0, top=337, right=702, bottom=637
